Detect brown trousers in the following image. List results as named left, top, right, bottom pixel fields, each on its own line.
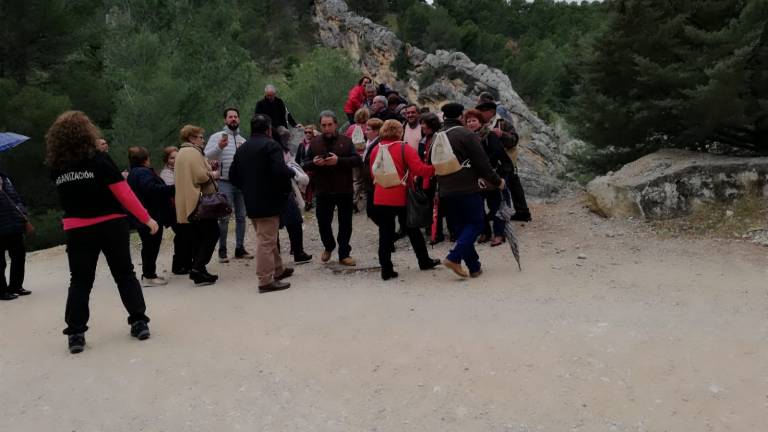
left=250, top=216, right=284, bottom=286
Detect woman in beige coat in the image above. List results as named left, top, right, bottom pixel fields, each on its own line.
left=174, top=125, right=220, bottom=285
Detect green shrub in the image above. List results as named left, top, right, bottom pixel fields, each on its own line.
left=25, top=209, right=65, bottom=251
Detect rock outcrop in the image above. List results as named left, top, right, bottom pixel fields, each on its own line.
left=586, top=149, right=768, bottom=219
left=313, top=0, right=567, bottom=198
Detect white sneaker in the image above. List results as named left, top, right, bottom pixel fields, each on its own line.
left=142, top=276, right=168, bottom=287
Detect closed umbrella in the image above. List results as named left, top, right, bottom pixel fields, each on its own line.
left=0, top=132, right=30, bottom=153
left=496, top=200, right=521, bottom=271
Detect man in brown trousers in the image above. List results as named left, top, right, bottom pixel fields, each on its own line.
left=229, top=114, right=295, bottom=293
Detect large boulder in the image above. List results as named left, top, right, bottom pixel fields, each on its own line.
left=587, top=149, right=768, bottom=219
left=312, top=0, right=567, bottom=198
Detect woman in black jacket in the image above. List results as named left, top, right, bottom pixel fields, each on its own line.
left=127, top=146, right=176, bottom=286
left=464, top=109, right=513, bottom=247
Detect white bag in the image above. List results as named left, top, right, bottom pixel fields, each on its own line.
left=372, top=142, right=404, bottom=188
left=351, top=124, right=366, bottom=151
left=430, top=126, right=463, bottom=176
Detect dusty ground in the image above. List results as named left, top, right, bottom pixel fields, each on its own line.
left=1, top=193, right=767, bottom=432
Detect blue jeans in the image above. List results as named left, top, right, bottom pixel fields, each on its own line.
left=217, top=180, right=246, bottom=255
left=442, top=193, right=485, bottom=274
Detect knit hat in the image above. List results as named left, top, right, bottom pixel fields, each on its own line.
left=441, top=102, right=465, bottom=119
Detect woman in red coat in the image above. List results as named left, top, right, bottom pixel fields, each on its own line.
left=343, top=76, right=371, bottom=123
left=369, top=120, right=440, bottom=280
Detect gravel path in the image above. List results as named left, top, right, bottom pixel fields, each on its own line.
left=1, top=194, right=766, bottom=431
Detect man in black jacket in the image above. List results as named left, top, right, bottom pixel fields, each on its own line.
left=230, top=114, right=295, bottom=293
left=254, top=84, right=300, bottom=147
left=476, top=101, right=531, bottom=222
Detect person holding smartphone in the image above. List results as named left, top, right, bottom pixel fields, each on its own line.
left=302, top=111, right=362, bottom=267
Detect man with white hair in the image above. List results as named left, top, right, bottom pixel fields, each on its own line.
left=254, top=84, right=301, bottom=147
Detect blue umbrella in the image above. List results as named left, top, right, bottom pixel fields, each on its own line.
left=0, top=132, right=30, bottom=153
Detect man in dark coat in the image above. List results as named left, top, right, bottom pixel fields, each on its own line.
left=476, top=101, right=531, bottom=222
left=230, top=114, right=295, bottom=293
left=302, top=110, right=362, bottom=266
left=435, top=103, right=505, bottom=279
left=0, top=171, right=32, bottom=300
left=254, top=84, right=300, bottom=147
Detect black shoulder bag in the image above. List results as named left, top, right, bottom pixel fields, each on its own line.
left=402, top=143, right=432, bottom=228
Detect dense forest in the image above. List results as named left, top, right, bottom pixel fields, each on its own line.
left=1, top=0, right=766, bottom=250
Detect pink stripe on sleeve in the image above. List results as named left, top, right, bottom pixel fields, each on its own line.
left=108, top=181, right=150, bottom=224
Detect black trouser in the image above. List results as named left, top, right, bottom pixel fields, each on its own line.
left=316, top=193, right=353, bottom=259
left=508, top=172, right=529, bottom=214
left=169, top=223, right=186, bottom=272
left=375, top=205, right=431, bottom=273
left=63, top=218, right=149, bottom=335
left=481, top=190, right=505, bottom=237
left=285, top=222, right=305, bottom=258
left=0, top=232, right=25, bottom=294
left=137, top=225, right=163, bottom=278
left=175, top=219, right=219, bottom=272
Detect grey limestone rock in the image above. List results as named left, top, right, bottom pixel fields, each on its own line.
left=586, top=149, right=768, bottom=219
left=313, top=0, right=568, bottom=198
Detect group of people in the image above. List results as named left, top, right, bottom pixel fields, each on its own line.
left=0, top=78, right=532, bottom=354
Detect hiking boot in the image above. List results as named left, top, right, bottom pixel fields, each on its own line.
left=190, top=269, right=217, bottom=286
left=68, top=333, right=86, bottom=354
left=339, top=256, right=356, bottom=266
left=259, top=280, right=291, bottom=293
left=142, top=276, right=168, bottom=287
left=234, top=248, right=254, bottom=260
left=381, top=269, right=399, bottom=281
left=443, top=258, right=469, bottom=278
left=275, top=268, right=294, bottom=280
left=419, top=258, right=441, bottom=270
left=294, top=252, right=312, bottom=264
left=130, top=321, right=150, bottom=340
left=10, top=287, right=31, bottom=296
left=320, top=250, right=332, bottom=263
left=0, top=292, right=18, bottom=301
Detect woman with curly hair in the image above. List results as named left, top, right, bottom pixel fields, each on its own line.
left=47, top=111, right=158, bottom=354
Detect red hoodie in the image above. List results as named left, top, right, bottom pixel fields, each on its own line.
left=369, top=140, right=435, bottom=207
left=343, top=85, right=366, bottom=115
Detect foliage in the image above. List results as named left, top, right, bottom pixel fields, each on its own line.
left=0, top=0, right=337, bottom=250
left=570, top=0, right=768, bottom=164
left=281, top=48, right=361, bottom=125
left=25, top=209, right=66, bottom=251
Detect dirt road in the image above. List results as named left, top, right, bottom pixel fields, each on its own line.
left=1, top=195, right=766, bottom=431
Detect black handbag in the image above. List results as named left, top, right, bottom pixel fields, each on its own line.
left=191, top=178, right=232, bottom=220
left=402, top=143, right=432, bottom=228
